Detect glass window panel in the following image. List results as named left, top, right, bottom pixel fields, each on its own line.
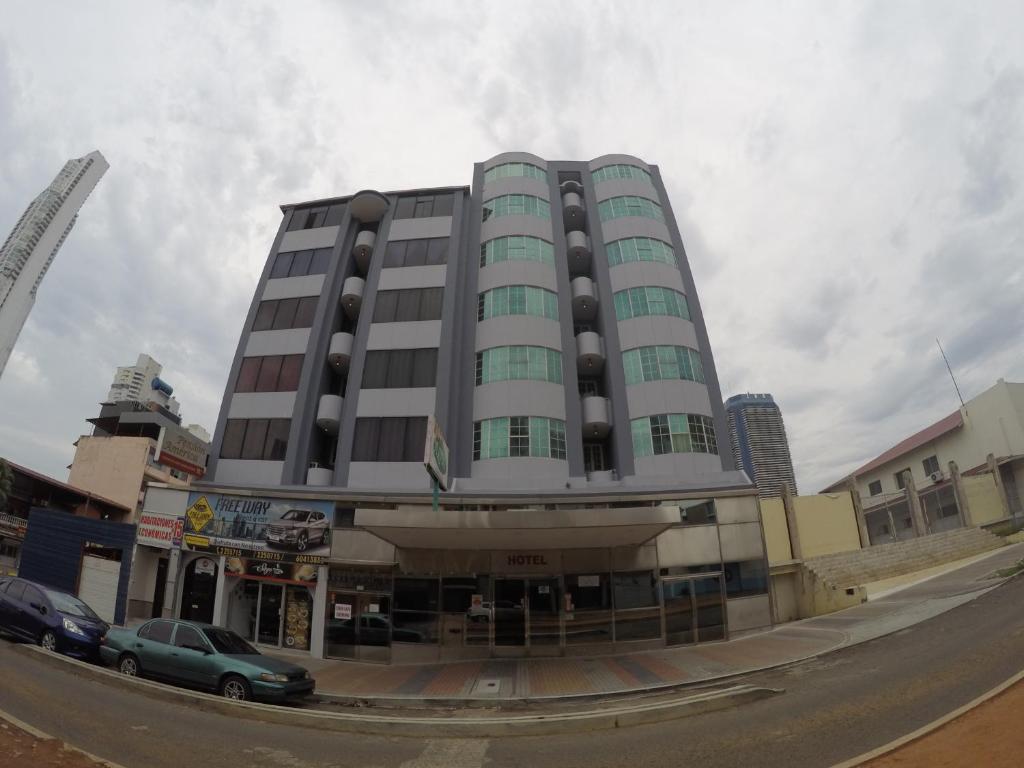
left=289, top=250, right=312, bottom=277
left=264, top=419, right=290, bottom=460
left=324, top=203, right=345, bottom=226
left=235, top=358, right=260, bottom=393
left=378, top=418, right=406, bottom=461
left=395, top=289, right=420, bottom=322
left=352, top=418, right=380, bottom=461
left=373, top=291, right=398, bottom=322
left=278, top=355, right=303, bottom=391
left=241, top=419, right=269, bottom=460
left=309, top=248, right=331, bottom=275
left=221, top=419, right=246, bottom=459
left=387, top=350, right=414, bottom=388
left=254, top=355, right=282, bottom=392
left=613, top=571, right=658, bottom=609
left=529, top=416, right=549, bottom=458
left=394, top=197, right=416, bottom=219
left=252, top=301, right=277, bottom=331
left=384, top=241, right=407, bottom=268
left=271, top=298, right=298, bottom=330
left=420, top=287, right=443, bottom=320
left=631, top=418, right=653, bottom=456
left=394, top=578, right=439, bottom=612
left=411, top=349, right=438, bottom=387
left=550, top=419, right=566, bottom=459
left=432, top=194, right=454, bottom=216
left=426, top=238, right=448, bottom=265
left=294, top=296, right=318, bottom=327
left=414, top=199, right=433, bottom=218
left=724, top=560, right=768, bottom=597
left=403, top=417, right=427, bottom=461
left=270, top=252, right=293, bottom=279
left=286, top=209, right=307, bottom=231
left=405, top=239, right=428, bottom=267
left=622, top=349, right=641, bottom=384
left=362, top=351, right=389, bottom=388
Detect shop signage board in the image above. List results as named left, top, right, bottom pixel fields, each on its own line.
left=155, top=424, right=209, bottom=478
left=194, top=557, right=216, bottom=576
left=334, top=602, right=352, bottom=620
left=423, top=414, right=449, bottom=491
left=223, top=556, right=318, bottom=585
left=184, top=492, right=333, bottom=566
left=136, top=511, right=180, bottom=549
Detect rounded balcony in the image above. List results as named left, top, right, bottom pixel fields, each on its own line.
left=353, top=230, right=376, bottom=274
left=341, top=276, right=364, bottom=319
left=566, top=229, right=592, bottom=275
left=306, top=464, right=333, bottom=487
left=562, top=191, right=585, bottom=228
left=581, top=395, right=612, bottom=439
left=576, top=331, right=605, bottom=374
left=316, top=394, right=343, bottom=435
left=328, top=331, right=354, bottom=373
left=349, top=189, right=389, bottom=222
left=571, top=276, right=598, bottom=320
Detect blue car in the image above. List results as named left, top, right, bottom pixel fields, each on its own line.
left=0, top=576, right=109, bottom=660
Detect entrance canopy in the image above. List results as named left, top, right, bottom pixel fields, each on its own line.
left=355, top=505, right=679, bottom=550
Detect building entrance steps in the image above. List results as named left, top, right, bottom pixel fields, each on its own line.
left=266, top=542, right=1024, bottom=705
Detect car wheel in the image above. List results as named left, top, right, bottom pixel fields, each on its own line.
left=39, top=630, right=58, bottom=652
left=220, top=675, right=252, bottom=702
left=296, top=532, right=308, bottom=552
left=118, top=654, right=140, bottom=677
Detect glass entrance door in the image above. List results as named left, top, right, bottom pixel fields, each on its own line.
left=528, top=578, right=560, bottom=651
left=662, top=575, right=727, bottom=645
left=493, top=578, right=526, bottom=647
left=692, top=575, right=725, bottom=641
left=662, top=579, right=695, bottom=645
left=325, top=592, right=392, bottom=662
left=257, top=583, right=284, bottom=645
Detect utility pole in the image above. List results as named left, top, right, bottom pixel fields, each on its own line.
left=936, top=338, right=965, bottom=408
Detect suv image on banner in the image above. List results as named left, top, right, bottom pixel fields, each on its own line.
left=265, top=509, right=329, bottom=552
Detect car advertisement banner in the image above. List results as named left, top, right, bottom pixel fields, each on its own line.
left=184, top=492, right=333, bottom=565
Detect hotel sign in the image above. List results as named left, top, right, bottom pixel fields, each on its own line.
left=423, top=414, right=449, bottom=491
left=491, top=550, right=562, bottom=574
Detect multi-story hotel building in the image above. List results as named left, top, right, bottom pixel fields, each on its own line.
left=145, top=153, right=772, bottom=662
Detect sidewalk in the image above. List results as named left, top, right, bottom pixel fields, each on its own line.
left=272, top=542, right=1024, bottom=703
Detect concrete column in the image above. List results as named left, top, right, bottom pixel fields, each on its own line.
left=309, top=565, right=328, bottom=659
left=987, top=453, right=1011, bottom=519
left=948, top=460, right=973, bottom=527
left=211, top=555, right=229, bottom=626
left=161, top=548, right=182, bottom=618
left=846, top=482, right=870, bottom=548
left=903, top=471, right=928, bottom=536
left=781, top=483, right=803, bottom=561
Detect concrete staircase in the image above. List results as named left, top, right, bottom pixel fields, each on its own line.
left=804, top=527, right=1005, bottom=588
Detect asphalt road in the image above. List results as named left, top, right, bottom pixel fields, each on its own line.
left=2, top=574, right=1023, bottom=768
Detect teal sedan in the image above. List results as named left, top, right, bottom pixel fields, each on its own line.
left=100, top=618, right=315, bottom=703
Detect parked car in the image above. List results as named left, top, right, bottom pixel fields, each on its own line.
left=100, top=618, right=315, bottom=703
left=264, top=509, right=329, bottom=552
left=466, top=600, right=518, bottom=622
left=0, top=576, right=109, bottom=660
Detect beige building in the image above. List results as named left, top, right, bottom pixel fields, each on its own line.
left=68, top=436, right=189, bottom=515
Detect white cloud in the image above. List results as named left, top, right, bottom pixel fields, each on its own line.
left=0, top=0, right=1022, bottom=495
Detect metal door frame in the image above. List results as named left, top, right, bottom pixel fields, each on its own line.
left=660, top=572, right=727, bottom=646
left=489, top=575, right=564, bottom=657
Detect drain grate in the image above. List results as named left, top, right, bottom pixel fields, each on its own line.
left=471, top=678, right=502, bottom=695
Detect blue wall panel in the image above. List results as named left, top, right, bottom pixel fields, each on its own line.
left=19, top=508, right=136, bottom=626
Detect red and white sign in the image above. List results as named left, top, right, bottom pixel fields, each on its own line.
left=137, top=511, right=180, bottom=549
left=334, top=603, right=352, bottom=621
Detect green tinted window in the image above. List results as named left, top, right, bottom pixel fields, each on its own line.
left=622, top=346, right=704, bottom=384
left=591, top=164, right=652, bottom=184
left=480, top=236, right=554, bottom=267
left=630, top=414, right=718, bottom=457
left=473, top=417, right=567, bottom=460
left=484, top=162, right=547, bottom=182
left=478, top=285, right=558, bottom=321
left=613, top=287, right=690, bottom=320
left=475, top=346, right=563, bottom=385
left=482, top=194, right=551, bottom=222
left=606, top=237, right=676, bottom=267
left=597, top=196, right=664, bottom=222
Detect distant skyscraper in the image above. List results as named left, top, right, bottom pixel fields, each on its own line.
left=0, top=151, right=108, bottom=378
left=106, top=353, right=181, bottom=416
left=725, top=393, right=798, bottom=497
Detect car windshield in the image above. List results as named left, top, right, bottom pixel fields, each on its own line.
left=282, top=510, right=311, bottom=521
left=203, top=627, right=258, bottom=655
left=43, top=588, right=101, bottom=620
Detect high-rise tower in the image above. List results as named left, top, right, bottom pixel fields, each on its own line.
left=725, top=393, right=798, bottom=497
left=0, top=151, right=108, bottom=377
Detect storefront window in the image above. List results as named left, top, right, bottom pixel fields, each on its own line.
left=613, top=570, right=661, bottom=641
left=393, top=577, right=440, bottom=645
left=565, top=574, right=612, bottom=645
left=284, top=586, right=313, bottom=651
left=723, top=560, right=768, bottom=598
left=442, top=576, right=490, bottom=613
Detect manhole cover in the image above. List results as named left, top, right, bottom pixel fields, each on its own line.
left=472, top=678, right=502, bottom=695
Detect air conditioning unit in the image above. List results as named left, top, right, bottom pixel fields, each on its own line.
left=929, top=471, right=945, bottom=483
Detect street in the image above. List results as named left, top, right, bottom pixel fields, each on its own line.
left=1, top=574, right=1023, bottom=767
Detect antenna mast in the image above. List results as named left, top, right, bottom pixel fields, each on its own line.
left=936, top=338, right=965, bottom=408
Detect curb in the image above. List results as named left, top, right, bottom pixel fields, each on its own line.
left=828, top=668, right=1024, bottom=768
left=0, top=706, right=129, bottom=768
left=13, top=645, right=781, bottom=737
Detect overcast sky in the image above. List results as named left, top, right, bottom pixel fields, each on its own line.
left=1, top=1, right=1021, bottom=493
